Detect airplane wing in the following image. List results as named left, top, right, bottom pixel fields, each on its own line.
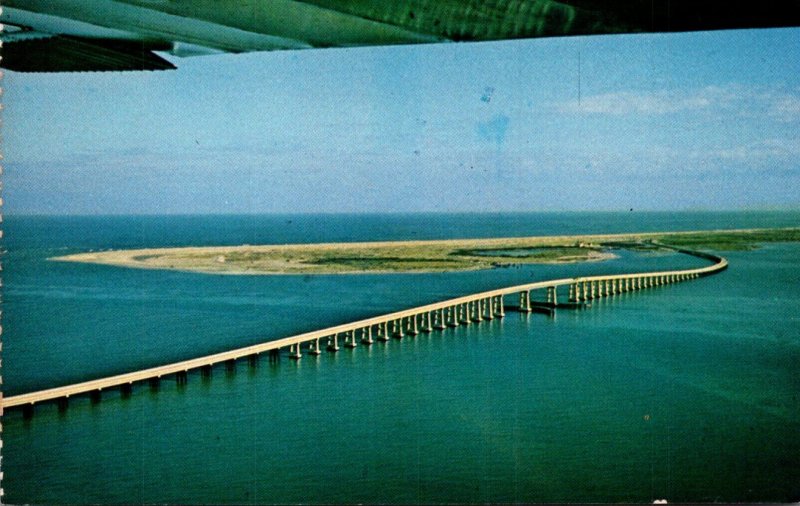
left=2, top=0, right=799, bottom=72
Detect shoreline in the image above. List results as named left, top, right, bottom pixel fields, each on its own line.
left=50, top=227, right=800, bottom=275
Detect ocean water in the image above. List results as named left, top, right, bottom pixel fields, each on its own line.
left=2, top=212, right=799, bottom=504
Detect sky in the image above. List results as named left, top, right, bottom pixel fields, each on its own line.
left=4, top=27, right=800, bottom=214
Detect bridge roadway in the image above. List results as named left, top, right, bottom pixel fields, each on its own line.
left=2, top=244, right=728, bottom=412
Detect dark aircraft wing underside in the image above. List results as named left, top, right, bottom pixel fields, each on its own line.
left=2, top=0, right=799, bottom=72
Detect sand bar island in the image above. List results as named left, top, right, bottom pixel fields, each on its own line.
left=52, top=227, right=800, bottom=275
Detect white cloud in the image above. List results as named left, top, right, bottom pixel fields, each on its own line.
left=711, top=138, right=800, bottom=162
left=556, top=84, right=800, bottom=122
left=564, top=90, right=711, bottom=114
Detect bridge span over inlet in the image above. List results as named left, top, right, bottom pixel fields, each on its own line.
left=2, top=244, right=728, bottom=415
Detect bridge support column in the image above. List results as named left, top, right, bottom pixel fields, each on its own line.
left=590, top=281, right=596, bottom=299
left=394, top=319, right=405, bottom=338
left=473, top=300, right=484, bottom=322
left=345, top=330, right=357, bottom=348
left=409, top=315, right=419, bottom=336
left=485, top=298, right=494, bottom=320
left=177, top=370, right=188, bottom=385
left=421, top=312, right=433, bottom=332
left=362, top=327, right=374, bottom=344
left=519, top=291, right=532, bottom=312
left=459, top=304, right=470, bottom=325
left=328, top=334, right=340, bottom=351
left=378, top=322, right=389, bottom=341
left=310, top=338, right=322, bottom=355
left=290, top=343, right=302, bottom=359
left=435, top=309, right=447, bottom=329
left=497, top=296, right=506, bottom=317
left=447, top=307, right=458, bottom=327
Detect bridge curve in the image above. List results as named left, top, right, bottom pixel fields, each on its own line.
left=2, top=243, right=727, bottom=412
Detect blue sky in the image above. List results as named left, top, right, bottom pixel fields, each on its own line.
left=4, top=27, right=799, bottom=214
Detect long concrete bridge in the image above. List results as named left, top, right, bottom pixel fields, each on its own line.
left=1, top=243, right=727, bottom=415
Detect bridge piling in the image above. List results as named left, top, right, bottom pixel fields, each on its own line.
left=362, top=327, right=374, bottom=344
left=225, top=359, right=236, bottom=373
left=408, top=316, right=419, bottom=336
left=473, top=300, right=483, bottom=322
left=393, top=319, right=405, bottom=338
left=485, top=298, right=494, bottom=320
left=458, top=304, right=468, bottom=325
left=345, top=330, right=358, bottom=348
left=519, top=291, right=532, bottom=312
left=289, top=343, right=302, bottom=359
left=446, top=307, right=457, bottom=327
left=434, top=309, right=446, bottom=329
left=497, top=296, right=505, bottom=317
left=327, top=334, right=340, bottom=351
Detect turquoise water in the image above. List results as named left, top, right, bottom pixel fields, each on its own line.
left=2, top=212, right=799, bottom=503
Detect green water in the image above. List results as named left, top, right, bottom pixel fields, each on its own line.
left=2, top=213, right=798, bottom=503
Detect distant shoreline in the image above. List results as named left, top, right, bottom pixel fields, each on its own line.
left=50, top=227, right=800, bottom=275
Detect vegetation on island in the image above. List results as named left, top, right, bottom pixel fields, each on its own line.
left=650, top=228, right=800, bottom=251
left=51, top=227, right=800, bottom=275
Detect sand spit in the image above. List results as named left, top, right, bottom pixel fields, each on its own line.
left=51, top=227, right=800, bottom=275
